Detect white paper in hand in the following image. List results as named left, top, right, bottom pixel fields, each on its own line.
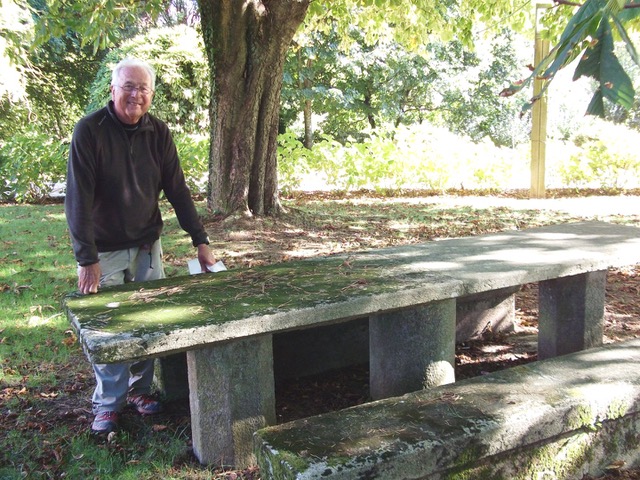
left=187, top=259, right=202, bottom=275
left=207, top=260, right=227, bottom=273
left=188, top=259, right=227, bottom=275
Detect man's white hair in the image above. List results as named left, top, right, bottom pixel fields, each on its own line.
left=111, top=58, right=156, bottom=90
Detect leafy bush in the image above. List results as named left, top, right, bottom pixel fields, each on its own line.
left=86, top=25, right=209, bottom=134
left=0, top=131, right=207, bottom=203
left=561, top=119, right=640, bottom=189
left=0, top=128, right=68, bottom=202
left=277, top=130, right=314, bottom=193
left=173, top=133, right=209, bottom=195
left=4, top=117, right=639, bottom=204
left=278, top=123, right=529, bottom=192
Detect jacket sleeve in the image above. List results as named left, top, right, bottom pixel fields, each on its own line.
left=65, top=120, right=99, bottom=266
left=158, top=125, right=209, bottom=246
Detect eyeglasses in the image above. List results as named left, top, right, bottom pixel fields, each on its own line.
left=117, top=84, right=153, bottom=95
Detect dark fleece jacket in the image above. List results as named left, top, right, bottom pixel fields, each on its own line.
left=65, top=101, right=208, bottom=266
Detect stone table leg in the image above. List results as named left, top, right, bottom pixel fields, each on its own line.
left=369, top=298, right=456, bottom=400
left=155, top=352, right=189, bottom=401
left=456, top=286, right=519, bottom=342
left=187, top=335, right=276, bottom=467
left=538, top=270, right=606, bottom=360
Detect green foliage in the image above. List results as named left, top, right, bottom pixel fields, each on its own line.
left=277, top=130, right=314, bottom=193
left=278, top=123, right=529, bottom=192
left=86, top=24, right=209, bottom=134
left=561, top=119, right=640, bottom=188
left=603, top=37, right=640, bottom=128
left=0, top=1, right=31, bottom=104
left=0, top=127, right=68, bottom=202
left=304, top=0, right=534, bottom=52
left=0, top=130, right=207, bottom=203
left=502, top=0, right=640, bottom=117
left=439, top=30, right=531, bottom=147
left=174, top=132, right=209, bottom=195
left=283, top=26, right=531, bottom=147
left=33, top=0, right=165, bottom=54
left=279, top=118, right=640, bottom=192
left=0, top=1, right=103, bottom=141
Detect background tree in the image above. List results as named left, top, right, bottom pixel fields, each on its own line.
left=281, top=27, right=530, bottom=148
left=0, top=0, right=102, bottom=139
left=28, top=0, right=532, bottom=215
left=282, top=27, right=443, bottom=143
left=441, top=30, right=531, bottom=147
left=10, top=0, right=640, bottom=212
left=197, top=0, right=310, bottom=216
left=0, top=0, right=105, bottom=201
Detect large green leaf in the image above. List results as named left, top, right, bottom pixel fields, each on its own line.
left=501, top=0, right=606, bottom=107
left=611, top=15, right=640, bottom=67
left=574, top=19, right=635, bottom=114
left=586, top=87, right=606, bottom=116
left=502, top=0, right=638, bottom=117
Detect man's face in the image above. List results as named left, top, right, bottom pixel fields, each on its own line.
left=110, top=66, right=154, bottom=125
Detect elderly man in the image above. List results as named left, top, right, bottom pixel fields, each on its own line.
left=65, top=58, right=217, bottom=434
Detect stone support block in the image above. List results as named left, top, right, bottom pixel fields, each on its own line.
left=187, top=335, right=276, bottom=467
left=455, top=286, right=518, bottom=342
left=154, top=352, right=189, bottom=401
left=369, top=298, right=456, bottom=400
left=538, top=270, right=606, bottom=360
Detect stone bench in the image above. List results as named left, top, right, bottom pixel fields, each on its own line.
left=62, top=220, right=640, bottom=468
left=254, top=338, right=640, bottom=479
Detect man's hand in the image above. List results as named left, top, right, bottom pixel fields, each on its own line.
left=197, top=243, right=217, bottom=273
left=78, top=263, right=101, bottom=294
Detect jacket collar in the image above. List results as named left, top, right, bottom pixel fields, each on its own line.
left=106, top=101, right=154, bottom=133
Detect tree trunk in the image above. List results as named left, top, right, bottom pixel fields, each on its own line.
left=198, top=0, right=310, bottom=216
left=302, top=57, right=314, bottom=149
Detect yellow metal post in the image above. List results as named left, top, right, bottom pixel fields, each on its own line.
left=531, top=2, right=552, bottom=199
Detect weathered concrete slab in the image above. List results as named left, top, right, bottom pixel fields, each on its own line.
left=63, top=221, right=640, bottom=365
left=255, top=338, right=640, bottom=480
left=274, top=287, right=517, bottom=381
left=62, top=221, right=640, bottom=469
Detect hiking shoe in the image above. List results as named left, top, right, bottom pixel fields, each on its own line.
left=91, top=411, right=119, bottom=434
left=127, top=394, right=163, bottom=415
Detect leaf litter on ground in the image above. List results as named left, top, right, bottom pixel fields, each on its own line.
left=2, top=188, right=640, bottom=479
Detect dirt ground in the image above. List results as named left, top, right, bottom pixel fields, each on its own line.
left=193, top=198, right=640, bottom=479
left=10, top=193, right=640, bottom=479
left=271, top=265, right=640, bottom=480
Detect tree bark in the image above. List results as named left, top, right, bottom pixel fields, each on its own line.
left=302, top=57, right=314, bottom=149
left=198, top=0, right=310, bottom=216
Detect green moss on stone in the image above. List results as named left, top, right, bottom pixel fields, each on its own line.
left=255, top=445, right=309, bottom=480
left=445, top=464, right=500, bottom=480
left=514, top=431, right=594, bottom=480
left=606, top=399, right=629, bottom=420
left=567, top=404, right=598, bottom=431
left=445, top=445, right=499, bottom=480
left=64, top=255, right=439, bottom=337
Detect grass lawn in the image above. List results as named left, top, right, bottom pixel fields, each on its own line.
left=1, top=190, right=639, bottom=479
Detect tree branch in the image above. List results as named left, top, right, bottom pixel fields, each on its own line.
left=553, top=0, right=640, bottom=8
